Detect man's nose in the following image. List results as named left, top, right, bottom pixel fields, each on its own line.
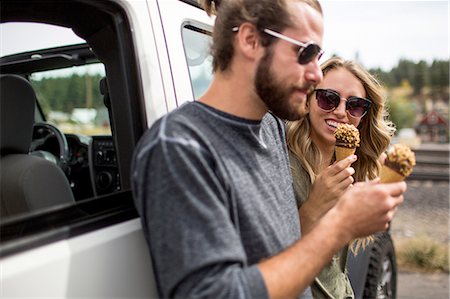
left=305, top=60, right=323, bottom=85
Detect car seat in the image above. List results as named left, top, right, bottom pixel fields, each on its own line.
left=0, top=74, right=75, bottom=218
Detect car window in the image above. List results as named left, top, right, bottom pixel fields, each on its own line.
left=30, top=64, right=110, bottom=135
left=1, top=21, right=116, bottom=220
left=0, top=0, right=145, bottom=259
left=181, top=24, right=213, bottom=99
left=2, top=22, right=110, bottom=136
left=1, top=22, right=85, bottom=56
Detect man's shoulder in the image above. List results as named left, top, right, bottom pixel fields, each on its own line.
left=262, top=112, right=286, bottom=138
left=162, top=101, right=200, bottom=125
left=135, top=102, right=208, bottom=154
left=146, top=102, right=201, bottom=136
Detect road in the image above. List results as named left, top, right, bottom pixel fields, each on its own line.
left=391, top=179, right=449, bottom=299
left=398, top=271, right=449, bottom=299
left=391, top=179, right=449, bottom=243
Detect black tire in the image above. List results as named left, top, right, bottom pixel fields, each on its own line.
left=363, top=232, right=397, bottom=299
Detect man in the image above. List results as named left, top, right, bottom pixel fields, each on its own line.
left=132, top=0, right=406, bottom=298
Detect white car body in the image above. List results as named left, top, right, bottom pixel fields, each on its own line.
left=0, top=1, right=394, bottom=298
left=1, top=1, right=212, bottom=297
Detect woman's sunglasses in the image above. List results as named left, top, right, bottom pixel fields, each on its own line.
left=315, top=89, right=372, bottom=118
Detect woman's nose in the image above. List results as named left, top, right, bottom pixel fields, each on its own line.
left=333, top=99, right=347, bottom=118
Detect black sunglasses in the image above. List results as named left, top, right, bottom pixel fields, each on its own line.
left=262, top=29, right=323, bottom=65
left=314, top=88, right=372, bottom=118
left=231, top=27, right=323, bottom=65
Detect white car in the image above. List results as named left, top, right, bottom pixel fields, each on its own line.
left=0, top=1, right=396, bottom=298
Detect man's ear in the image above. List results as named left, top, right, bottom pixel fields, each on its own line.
left=236, top=23, right=262, bottom=60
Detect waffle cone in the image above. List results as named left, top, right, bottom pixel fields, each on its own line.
left=379, top=165, right=405, bottom=183
left=335, top=146, right=356, bottom=162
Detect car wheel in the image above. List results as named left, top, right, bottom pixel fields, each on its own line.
left=363, top=232, right=397, bottom=299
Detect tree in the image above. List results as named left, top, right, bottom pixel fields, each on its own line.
left=387, top=96, right=416, bottom=130
left=392, top=59, right=415, bottom=86
left=370, top=67, right=396, bottom=87
left=411, top=60, right=428, bottom=95
left=429, top=60, right=449, bottom=98
left=31, top=73, right=104, bottom=114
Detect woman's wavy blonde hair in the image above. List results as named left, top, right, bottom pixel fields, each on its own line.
left=287, top=56, right=396, bottom=252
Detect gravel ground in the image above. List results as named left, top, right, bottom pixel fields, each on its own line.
left=391, top=179, right=449, bottom=243
left=397, top=271, right=449, bottom=299
left=390, top=179, right=449, bottom=299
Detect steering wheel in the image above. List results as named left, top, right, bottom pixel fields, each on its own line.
left=30, top=122, right=70, bottom=174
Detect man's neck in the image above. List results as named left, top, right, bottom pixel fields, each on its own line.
left=198, top=70, right=268, bottom=121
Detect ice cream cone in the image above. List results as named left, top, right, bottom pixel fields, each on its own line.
left=335, top=146, right=356, bottom=162
left=379, top=165, right=405, bottom=183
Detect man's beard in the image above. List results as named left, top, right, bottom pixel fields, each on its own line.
left=254, top=48, right=310, bottom=121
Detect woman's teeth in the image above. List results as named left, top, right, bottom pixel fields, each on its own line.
left=326, top=120, right=340, bottom=128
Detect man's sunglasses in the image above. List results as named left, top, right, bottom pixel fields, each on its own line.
left=314, top=88, right=372, bottom=118
left=231, top=27, right=323, bottom=65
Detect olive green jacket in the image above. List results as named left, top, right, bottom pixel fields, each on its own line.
left=289, top=152, right=355, bottom=299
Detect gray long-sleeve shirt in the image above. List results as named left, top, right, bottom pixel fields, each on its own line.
left=132, top=101, right=311, bottom=298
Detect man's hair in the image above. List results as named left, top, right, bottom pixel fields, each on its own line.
left=199, top=0, right=322, bottom=72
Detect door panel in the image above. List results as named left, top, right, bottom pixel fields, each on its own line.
left=2, top=219, right=157, bottom=298
left=156, top=0, right=214, bottom=105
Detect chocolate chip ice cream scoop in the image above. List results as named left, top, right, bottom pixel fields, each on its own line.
left=334, top=123, right=360, bottom=148
left=334, top=123, right=360, bottom=162
left=383, top=144, right=416, bottom=178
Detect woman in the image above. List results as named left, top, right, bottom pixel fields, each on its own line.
left=287, top=56, right=395, bottom=299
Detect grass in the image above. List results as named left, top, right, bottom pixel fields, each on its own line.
left=395, top=236, right=449, bottom=273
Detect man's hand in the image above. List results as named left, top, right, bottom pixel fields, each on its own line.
left=259, top=178, right=406, bottom=299
left=332, top=180, right=406, bottom=240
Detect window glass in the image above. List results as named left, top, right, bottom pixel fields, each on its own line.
left=1, top=22, right=110, bottom=135
left=30, top=64, right=110, bottom=135
left=1, top=22, right=85, bottom=57
left=181, top=25, right=213, bottom=99
left=0, top=0, right=138, bottom=256
left=1, top=21, right=115, bottom=222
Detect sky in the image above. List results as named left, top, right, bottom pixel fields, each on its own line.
left=320, top=0, right=449, bottom=70
left=0, top=0, right=448, bottom=71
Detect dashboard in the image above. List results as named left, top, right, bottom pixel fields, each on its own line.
left=90, top=136, right=121, bottom=196
left=31, top=131, right=120, bottom=201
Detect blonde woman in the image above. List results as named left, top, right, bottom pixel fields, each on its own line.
left=287, top=56, right=395, bottom=299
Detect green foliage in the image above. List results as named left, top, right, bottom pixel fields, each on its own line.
left=387, top=96, right=416, bottom=130
left=397, top=236, right=449, bottom=273
left=371, top=59, right=449, bottom=132
left=31, top=74, right=104, bottom=114
left=394, top=59, right=416, bottom=86
left=370, top=59, right=449, bottom=92
left=370, top=67, right=396, bottom=87
left=411, top=60, right=428, bottom=95
left=430, top=60, right=450, bottom=88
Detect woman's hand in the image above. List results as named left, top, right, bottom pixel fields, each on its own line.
left=300, top=155, right=357, bottom=234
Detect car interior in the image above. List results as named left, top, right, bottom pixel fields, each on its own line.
left=0, top=0, right=146, bottom=254
left=0, top=74, right=76, bottom=217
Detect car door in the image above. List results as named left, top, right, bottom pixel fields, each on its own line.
left=156, top=0, right=214, bottom=105
left=0, top=0, right=169, bottom=297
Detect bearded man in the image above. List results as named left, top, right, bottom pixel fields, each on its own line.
left=131, top=1, right=406, bottom=298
